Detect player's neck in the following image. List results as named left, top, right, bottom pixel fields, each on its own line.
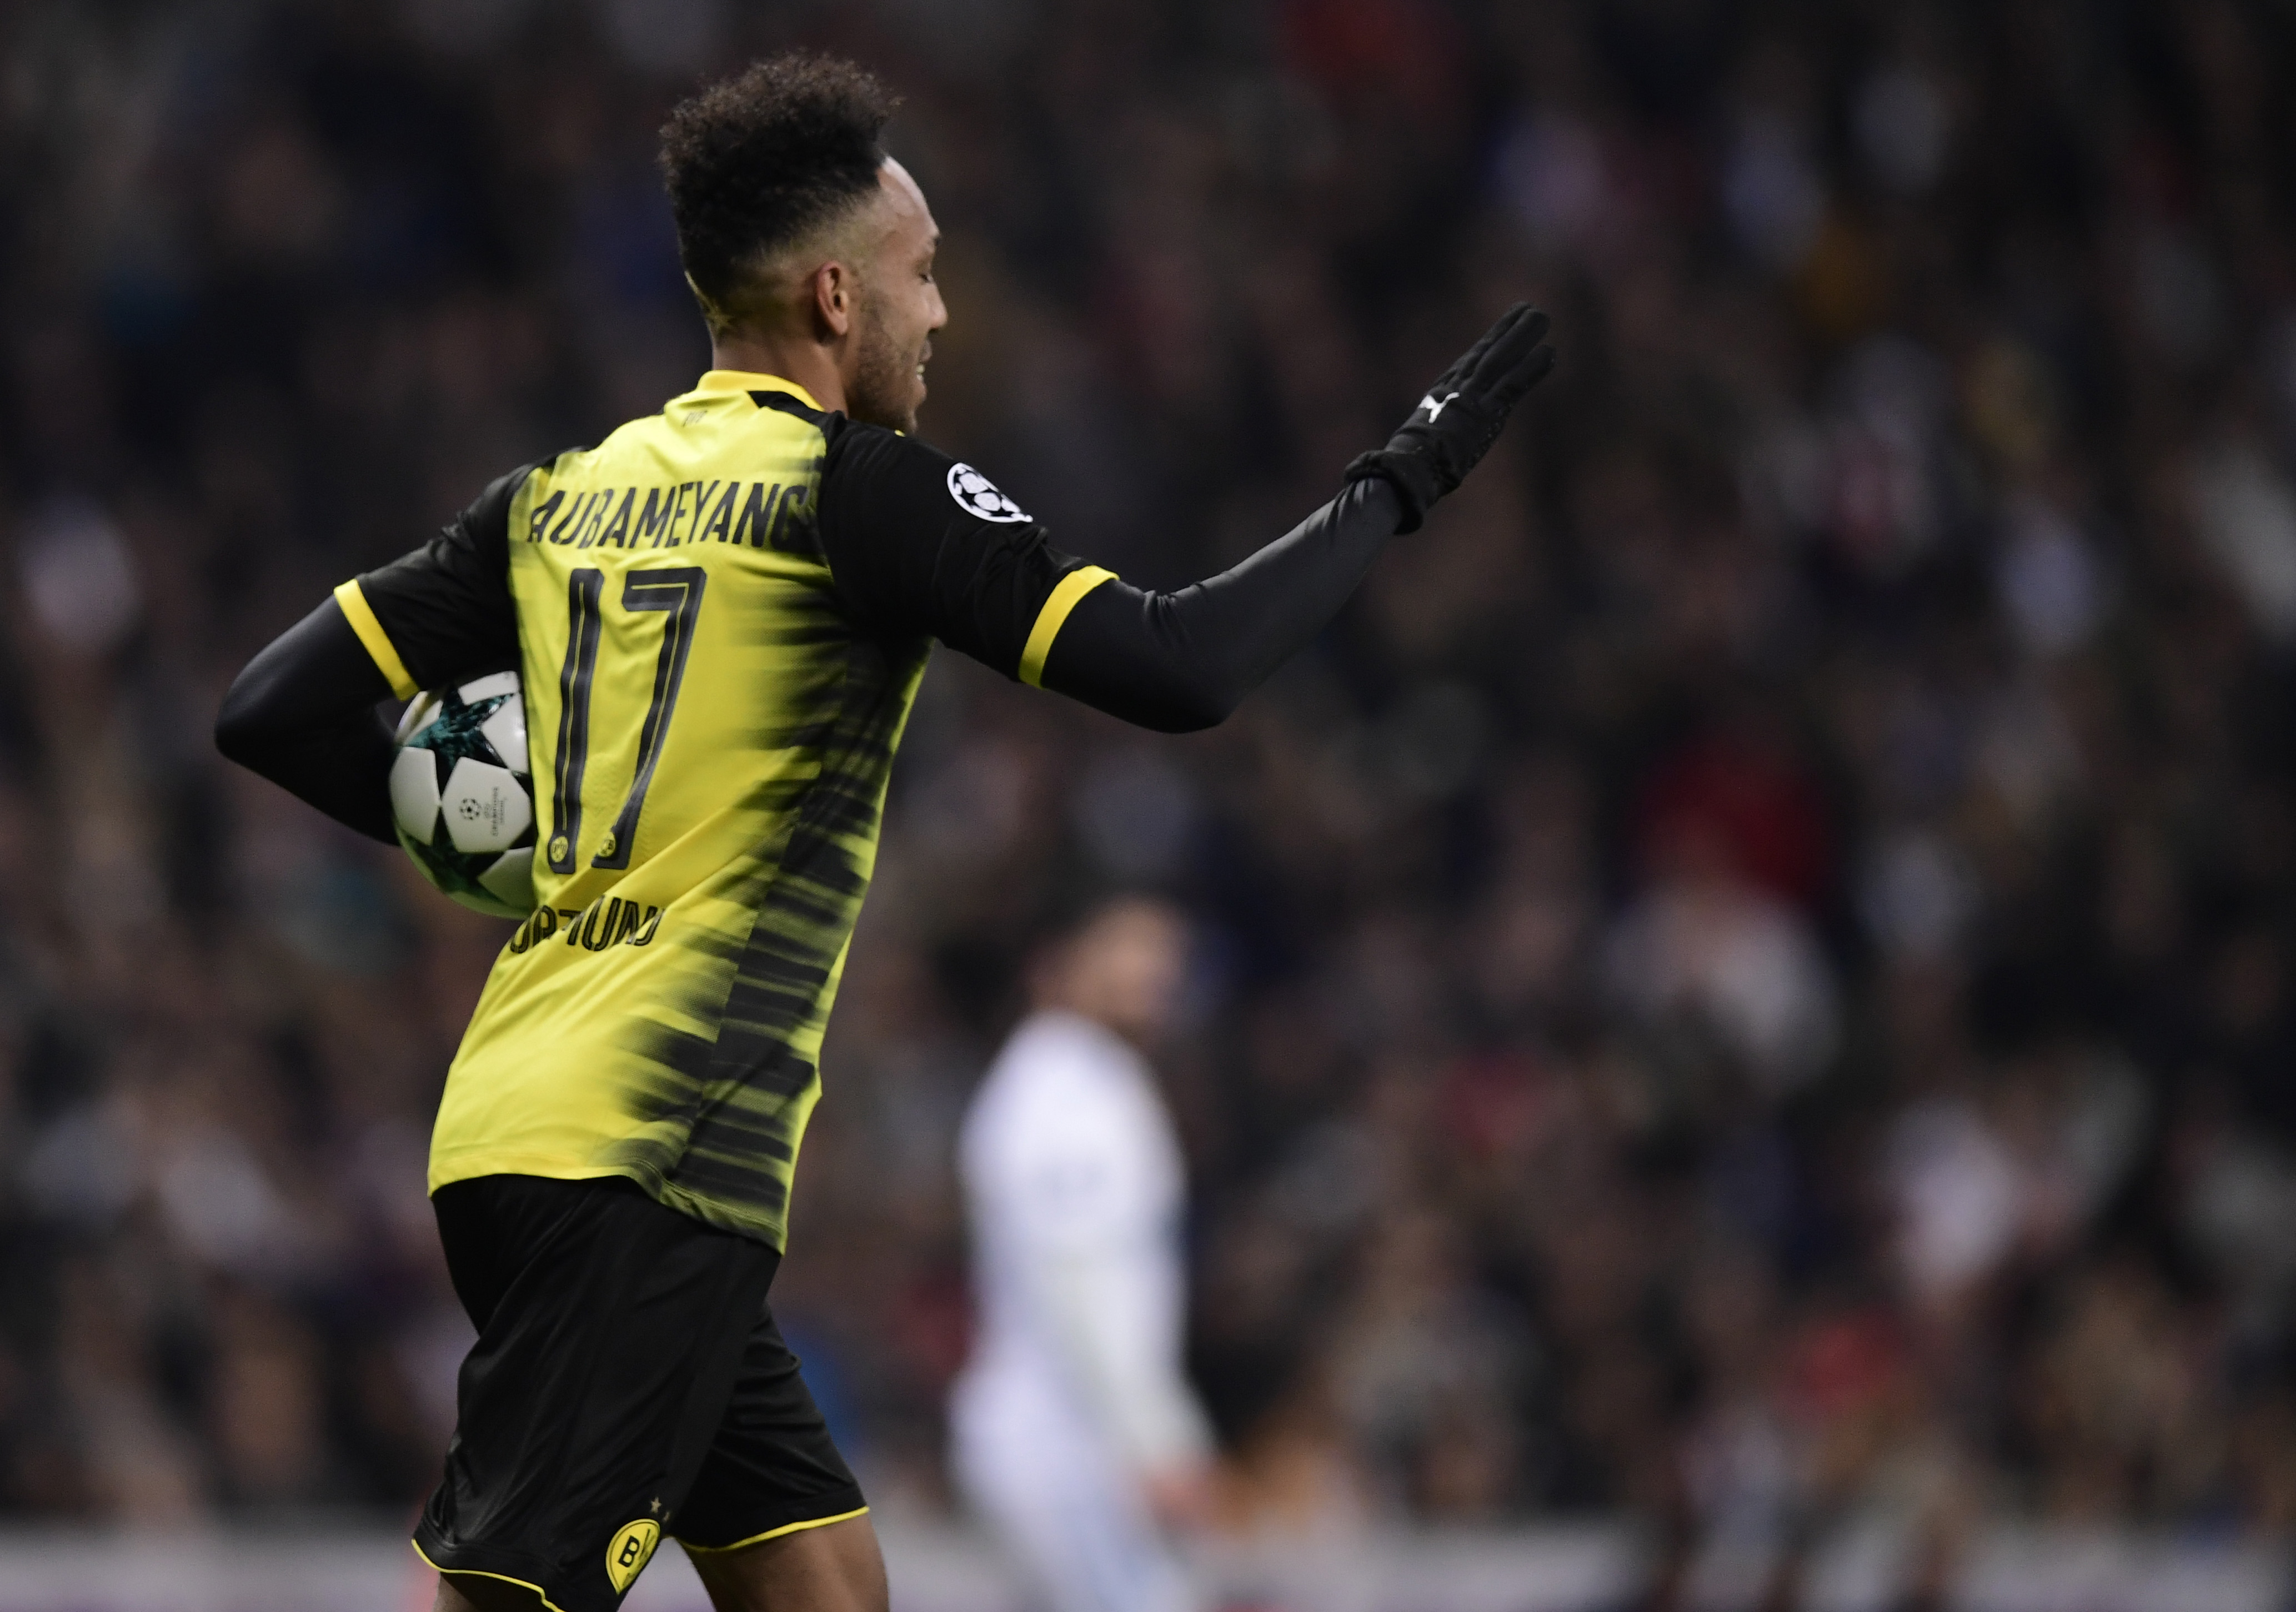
left=709, top=334, right=846, bottom=415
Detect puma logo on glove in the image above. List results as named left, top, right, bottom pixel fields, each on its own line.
left=1347, top=305, right=1556, bottom=534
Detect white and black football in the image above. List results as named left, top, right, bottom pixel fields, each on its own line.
left=389, top=672, right=537, bottom=918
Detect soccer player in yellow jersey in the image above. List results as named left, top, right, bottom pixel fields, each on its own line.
left=217, top=52, right=1552, bottom=1612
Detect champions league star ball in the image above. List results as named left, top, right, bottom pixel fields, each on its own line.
left=390, top=672, right=538, bottom=918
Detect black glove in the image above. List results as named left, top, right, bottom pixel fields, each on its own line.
left=1345, top=304, right=1555, bottom=533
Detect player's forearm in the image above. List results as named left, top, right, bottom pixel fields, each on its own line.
left=215, top=600, right=402, bottom=844
left=1037, top=477, right=1402, bottom=732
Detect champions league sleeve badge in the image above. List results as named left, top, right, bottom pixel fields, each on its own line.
left=947, top=463, right=1031, bottom=524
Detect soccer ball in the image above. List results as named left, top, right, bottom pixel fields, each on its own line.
left=390, top=672, right=537, bottom=918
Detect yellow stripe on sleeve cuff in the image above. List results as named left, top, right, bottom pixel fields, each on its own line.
left=1018, top=565, right=1116, bottom=687
left=333, top=580, right=418, bottom=700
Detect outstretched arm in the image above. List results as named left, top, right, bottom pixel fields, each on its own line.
left=1033, top=478, right=1402, bottom=732
left=820, top=305, right=1555, bottom=730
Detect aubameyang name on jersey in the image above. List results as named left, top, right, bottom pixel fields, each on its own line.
left=507, top=896, right=663, bottom=955
left=524, top=481, right=815, bottom=553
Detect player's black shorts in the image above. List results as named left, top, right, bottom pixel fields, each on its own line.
left=413, top=1174, right=866, bottom=1611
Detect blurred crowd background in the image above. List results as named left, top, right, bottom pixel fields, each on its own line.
left=4, top=0, right=2296, bottom=1583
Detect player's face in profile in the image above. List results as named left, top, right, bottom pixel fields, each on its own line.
left=848, top=159, right=946, bottom=434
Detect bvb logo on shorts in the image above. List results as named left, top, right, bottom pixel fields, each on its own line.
left=606, top=1518, right=662, bottom=1592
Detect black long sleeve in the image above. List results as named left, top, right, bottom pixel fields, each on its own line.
left=1036, top=478, right=1400, bottom=731
left=814, top=419, right=1404, bottom=732
left=214, top=599, right=400, bottom=843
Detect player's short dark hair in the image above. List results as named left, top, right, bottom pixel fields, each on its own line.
left=659, top=53, right=900, bottom=317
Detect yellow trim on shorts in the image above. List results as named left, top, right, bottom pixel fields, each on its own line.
left=412, top=1539, right=571, bottom=1612
left=1019, top=566, right=1116, bottom=687
left=334, top=580, right=418, bottom=700
left=680, top=1504, right=872, bottom=1555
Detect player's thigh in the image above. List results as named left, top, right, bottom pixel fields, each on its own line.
left=670, top=1299, right=869, bottom=1561
left=683, top=1513, right=888, bottom=1612
left=419, top=1176, right=781, bottom=1612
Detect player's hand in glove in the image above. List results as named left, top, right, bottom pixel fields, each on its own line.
left=1345, top=303, right=1555, bottom=533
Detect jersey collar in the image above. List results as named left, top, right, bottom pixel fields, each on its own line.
left=683, top=370, right=825, bottom=411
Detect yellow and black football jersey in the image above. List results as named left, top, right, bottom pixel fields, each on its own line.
left=339, top=371, right=1112, bottom=1247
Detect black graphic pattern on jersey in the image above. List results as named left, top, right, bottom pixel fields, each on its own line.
left=603, top=601, right=929, bottom=1230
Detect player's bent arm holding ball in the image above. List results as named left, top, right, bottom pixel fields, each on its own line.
left=215, top=463, right=533, bottom=845
left=213, top=49, right=1552, bottom=1612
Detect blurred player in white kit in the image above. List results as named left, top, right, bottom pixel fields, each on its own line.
left=950, top=896, right=1216, bottom=1612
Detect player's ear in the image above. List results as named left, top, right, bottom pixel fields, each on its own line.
left=812, top=261, right=855, bottom=340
